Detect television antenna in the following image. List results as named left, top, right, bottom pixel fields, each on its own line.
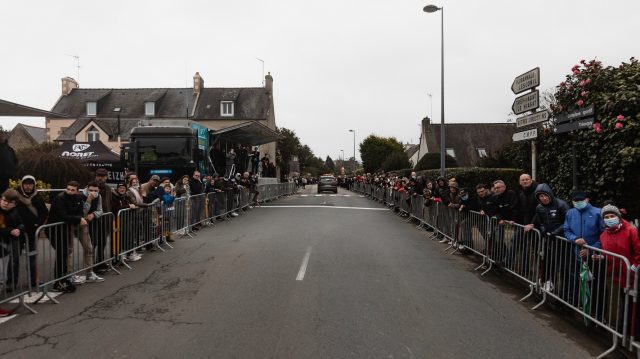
left=66, top=54, right=81, bottom=84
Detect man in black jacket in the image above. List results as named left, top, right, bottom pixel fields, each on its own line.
left=486, top=180, right=519, bottom=265
left=0, top=131, right=18, bottom=194
left=16, top=175, right=48, bottom=287
left=516, top=174, right=538, bottom=226
left=189, top=171, right=204, bottom=230
left=0, top=189, right=22, bottom=301
left=48, top=181, right=87, bottom=292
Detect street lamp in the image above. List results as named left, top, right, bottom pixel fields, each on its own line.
left=423, top=4, right=445, bottom=177
left=348, top=129, right=355, bottom=173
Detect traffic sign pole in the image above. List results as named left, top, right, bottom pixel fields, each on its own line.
left=511, top=67, right=544, bottom=181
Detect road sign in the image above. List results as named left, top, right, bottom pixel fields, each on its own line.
left=554, top=104, right=595, bottom=124
left=516, top=111, right=549, bottom=128
left=512, top=67, right=540, bottom=94
left=553, top=117, right=594, bottom=135
left=513, top=128, right=538, bottom=142
left=512, top=90, right=539, bottom=115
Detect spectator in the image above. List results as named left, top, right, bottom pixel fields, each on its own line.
left=435, top=177, right=450, bottom=206
left=0, top=189, right=22, bottom=306
left=94, top=168, right=113, bottom=214
left=76, top=181, right=105, bottom=283
left=111, top=183, right=134, bottom=215
left=160, top=184, right=176, bottom=243
left=15, top=175, right=48, bottom=287
left=151, top=177, right=172, bottom=203
left=0, top=131, right=18, bottom=194
left=250, top=147, right=260, bottom=174
left=48, top=181, right=86, bottom=293
left=142, top=175, right=161, bottom=202
left=457, top=187, right=477, bottom=252
left=594, top=203, right=640, bottom=328
left=527, top=183, right=570, bottom=292
left=487, top=180, right=518, bottom=265
left=517, top=174, right=538, bottom=226
left=226, top=148, right=236, bottom=178
left=562, top=190, right=605, bottom=306
left=125, top=177, right=147, bottom=262
left=189, top=171, right=204, bottom=231
left=174, top=175, right=190, bottom=198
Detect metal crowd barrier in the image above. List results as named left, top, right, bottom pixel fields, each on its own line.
left=0, top=230, right=36, bottom=313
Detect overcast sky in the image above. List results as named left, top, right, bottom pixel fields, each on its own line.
left=1, top=0, right=638, bottom=160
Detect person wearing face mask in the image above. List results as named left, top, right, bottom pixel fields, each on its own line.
left=457, top=188, right=477, bottom=252
left=562, top=190, right=605, bottom=306
left=594, top=203, right=640, bottom=329
left=15, top=175, right=48, bottom=287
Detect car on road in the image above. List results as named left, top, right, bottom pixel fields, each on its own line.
left=318, top=175, right=338, bottom=193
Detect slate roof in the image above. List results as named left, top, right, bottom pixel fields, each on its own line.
left=405, top=144, right=419, bottom=158
left=56, top=118, right=143, bottom=141
left=193, top=88, right=270, bottom=120
left=422, top=120, right=517, bottom=167
left=19, top=124, right=46, bottom=143
left=51, top=88, right=195, bottom=119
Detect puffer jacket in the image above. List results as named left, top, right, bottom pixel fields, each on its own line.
left=563, top=202, right=605, bottom=259
left=532, top=184, right=570, bottom=236
left=599, top=220, right=640, bottom=288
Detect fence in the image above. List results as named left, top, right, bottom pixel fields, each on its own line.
left=0, top=182, right=296, bottom=314
left=351, top=183, right=640, bottom=358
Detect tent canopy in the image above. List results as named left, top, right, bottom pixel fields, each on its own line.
left=211, top=121, right=281, bottom=146
left=53, top=141, right=120, bottom=167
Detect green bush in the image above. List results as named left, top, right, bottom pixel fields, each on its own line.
left=414, top=153, right=458, bottom=171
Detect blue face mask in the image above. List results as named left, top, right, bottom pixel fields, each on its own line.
left=573, top=200, right=588, bottom=210
left=604, top=217, right=620, bottom=227
left=461, top=194, right=469, bottom=201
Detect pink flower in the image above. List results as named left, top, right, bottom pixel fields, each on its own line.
left=577, top=99, right=584, bottom=107
left=572, top=64, right=580, bottom=71
left=581, top=91, right=588, bottom=97
left=579, top=80, right=586, bottom=86
left=573, top=70, right=580, bottom=75
left=615, top=122, right=624, bottom=129
left=559, top=82, right=566, bottom=87
left=617, top=115, right=625, bottom=121
left=585, top=78, right=592, bottom=84
left=595, top=127, right=603, bottom=134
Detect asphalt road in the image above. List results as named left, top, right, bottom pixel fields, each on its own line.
left=0, top=185, right=611, bottom=358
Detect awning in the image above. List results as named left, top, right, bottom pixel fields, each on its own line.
left=211, top=121, right=282, bottom=146
left=0, top=98, right=67, bottom=118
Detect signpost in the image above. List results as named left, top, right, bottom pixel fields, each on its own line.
left=512, top=90, right=539, bottom=115
left=511, top=67, right=540, bottom=94
left=554, top=104, right=595, bottom=124
left=516, top=111, right=549, bottom=128
left=553, top=117, right=594, bottom=135
left=513, top=128, right=538, bottom=142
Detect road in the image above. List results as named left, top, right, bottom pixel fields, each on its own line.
left=0, top=185, right=611, bottom=358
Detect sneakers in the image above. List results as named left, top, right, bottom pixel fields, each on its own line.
left=70, top=275, right=86, bottom=285
left=543, top=280, right=555, bottom=292
left=127, top=252, right=142, bottom=262
left=438, top=238, right=448, bottom=243
left=0, top=308, right=13, bottom=317
left=230, top=212, right=239, bottom=217
left=53, top=279, right=76, bottom=293
left=85, top=272, right=105, bottom=283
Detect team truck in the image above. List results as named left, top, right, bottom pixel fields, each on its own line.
left=121, top=123, right=210, bottom=182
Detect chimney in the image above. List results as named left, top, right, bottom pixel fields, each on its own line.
left=61, top=77, right=78, bottom=96
left=265, top=72, right=273, bottom=93
left=193, top=72, right=204, bottom=95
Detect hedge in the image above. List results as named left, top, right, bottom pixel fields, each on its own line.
left=416, top=167, right=522, bottom=191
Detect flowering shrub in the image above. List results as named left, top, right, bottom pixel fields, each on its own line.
left=539, top=57, right=640, bottom=215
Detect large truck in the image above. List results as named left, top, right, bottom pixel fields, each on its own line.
left=121, top=122, right=210, bottom=182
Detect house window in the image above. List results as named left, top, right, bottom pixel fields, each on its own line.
left=145, top=102, right=155, bottom=116
left=446, top=148, right=456, bottom=158
left=221, top=101, right=234, bottom=116
left=86, top=102, right=97, bottom=116
left=477, top=148, right=488, bottom=158
left=87, top=126, right=100, bottom=142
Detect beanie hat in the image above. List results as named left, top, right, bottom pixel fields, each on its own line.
left=21, top=175, right=36, bottom=184
left=601, top=204, right=621, bottom=219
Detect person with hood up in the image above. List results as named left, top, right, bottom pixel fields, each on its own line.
left=526, top=183, right=570, bottom=292
left=435, top=176, right=451, bottom=206
left=593, top=203, right=640, bottom=328
left=562, top=190, right=605, bottom=306
left=15, top=175, right=48, bottom=287
left=0, top=131, right=17, bottom=194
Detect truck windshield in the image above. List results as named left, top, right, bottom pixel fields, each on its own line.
left=136, top=137, right=191, bottom=163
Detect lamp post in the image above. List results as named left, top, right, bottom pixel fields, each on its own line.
left=423, top=4, right=445, bottom=177
left=340, top=149, right=345, bottom=166
left=348, top=129, right=355, bottom=173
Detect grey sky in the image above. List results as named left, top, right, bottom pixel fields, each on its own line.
left=1, top=0, right=638, bottom=161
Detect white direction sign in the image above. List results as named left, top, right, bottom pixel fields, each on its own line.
left=512, top=90, right=539, bottom=115
left=512, top=67, right=540, bottom=94
left=513, top=128, right=538, bottom=142
left=516, top=111, right=549, bottom=128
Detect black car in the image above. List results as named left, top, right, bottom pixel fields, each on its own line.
left=318, top=175, right=338, bottom=193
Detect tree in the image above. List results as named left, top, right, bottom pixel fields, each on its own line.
left=297, top=144, right=314, bottom=172
left=537, top=57, right=640, bottom=215
left=276, top=127, right=301, bottom=175
left=381, top=151, right=411, bottom=172
left=414, top=153, right=458, bottom=171
left=359, top=135, right=405, bottom=173
left=324, top=156, right=335, bottom=173
left=477, top=142, right=529, bottom=171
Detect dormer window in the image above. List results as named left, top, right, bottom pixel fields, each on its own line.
left=477, top=148, right=488, bottom=158
left=86, top=102, right=97, bottom=116
left=446, top=148, right=456, bottom=158
left=145, top=102, right=155, bottom=116
left=87, top=125, right=100, bottom=142
left=221, top=101, right=234, bottom=117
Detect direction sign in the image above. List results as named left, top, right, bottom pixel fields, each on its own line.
left=511, top=67, right=540, bottom=94
left=553, top=117, right=594, bottom=135
left=516, top=111, right=549, bottom=128
left=554, top=104, right=595, bottom=124
left=513, top=128, right=538, bottom=142
left=512, top=90, right=539, bottom=115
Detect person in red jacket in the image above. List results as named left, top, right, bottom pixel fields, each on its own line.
left=593, top=203, right=640, bottom=332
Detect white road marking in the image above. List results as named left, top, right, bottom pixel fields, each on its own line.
left=261, top=205, right=387, bottom=211
left=296, top=246, right=312, bottom=281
